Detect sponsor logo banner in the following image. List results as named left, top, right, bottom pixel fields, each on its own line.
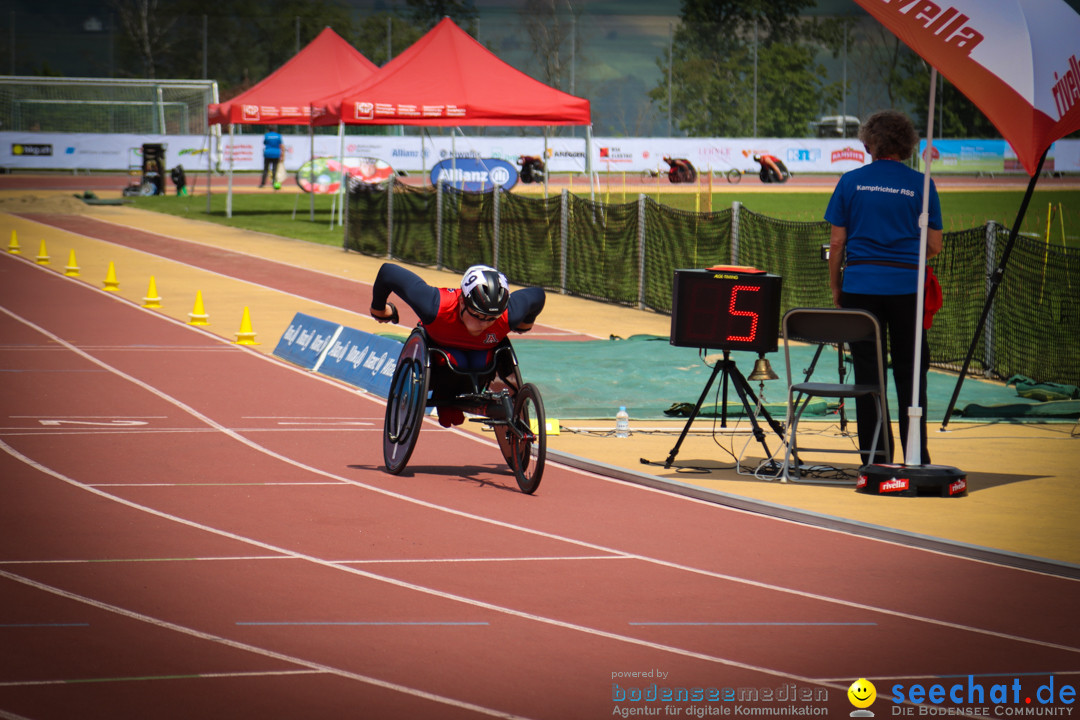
left=11, top=143, right=52, bottom=156
left=316, top=326, right=402, bottom=398
left=273, top=313, right=341, bottom=370
left=3, top=132, right=1077, bottom=174
left=430, top=157, right=518, bottom=192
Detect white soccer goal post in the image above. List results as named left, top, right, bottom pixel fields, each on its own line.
left=0, top=76, right=219, bottom=135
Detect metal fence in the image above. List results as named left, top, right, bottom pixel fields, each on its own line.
left=347, top=180, right=1080, bottom=387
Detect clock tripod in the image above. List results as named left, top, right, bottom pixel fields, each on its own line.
left=662, top=349, right=786, bottom=469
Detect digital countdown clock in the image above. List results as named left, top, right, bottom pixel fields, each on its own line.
left=669, top=268, right=783, bottom=353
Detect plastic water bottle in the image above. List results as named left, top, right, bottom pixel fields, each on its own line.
left=615, top=406, right=630, bottom=438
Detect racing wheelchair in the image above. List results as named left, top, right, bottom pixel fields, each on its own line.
left=382, top=325, right=547, bottom=494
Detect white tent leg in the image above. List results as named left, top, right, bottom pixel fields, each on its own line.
left=336, top=121, right=345, bottom=228
left=309, top=123, right=316, bottom=221
left=226, top=123, right=234, bottom=218
left=586, top=124, right=594, bottom=202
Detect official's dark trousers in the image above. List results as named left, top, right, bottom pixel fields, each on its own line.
left=260, top=157, right=280, bottom=187
left=840, top=291, right=931, bottom=465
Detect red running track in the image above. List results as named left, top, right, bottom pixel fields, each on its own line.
left=1, top=251, right=1079, bottom=719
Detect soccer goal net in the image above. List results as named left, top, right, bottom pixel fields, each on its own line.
left=0, top=76, right=219, bottom=135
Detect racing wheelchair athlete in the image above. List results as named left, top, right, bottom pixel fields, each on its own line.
left=370, top=263, right=548, bottom=493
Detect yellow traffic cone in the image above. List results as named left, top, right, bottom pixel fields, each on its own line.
left=35, top=240, right=50, bottom=264
left=142, top=276, right=162, bottom=308
left=102, top=261, right=120, bottom=292
left=188, top=290, right=209, bottom=325
left=234, top=306, right=258, bottom=345
left=64, top=250, right=80, bottom=277
left=7, top=230, right=21, bottom=254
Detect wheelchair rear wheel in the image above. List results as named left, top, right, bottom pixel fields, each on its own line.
left=506, top=383, right=546, bottom=494
left=383, top=330, right=429, bottom=475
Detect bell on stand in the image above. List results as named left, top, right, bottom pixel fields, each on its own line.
left=748, top=354, right=778, bottom=381
left=748, top=353, right=779, bottom=401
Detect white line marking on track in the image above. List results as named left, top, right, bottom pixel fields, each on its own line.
left=0, top=669, right=325, bottom=689
left=38, top=419, right=148, bottom=427
left=0, top=556, right=288, bottom=565
left=235, top=621, right=489, bottom=626
left=346, top=555, right=629, bottom=565
left=2, top=301, right=1078, bottom=698
left=86, top=482, right=348, bottom=488
left=10, top=415, right=168, bottom=419
left=0, top=428, right=381, bottom=437
left=0, top=568, right=531, bottom=719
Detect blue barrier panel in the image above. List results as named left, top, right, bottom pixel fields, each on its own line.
left=317, top=325, right=402, bottom=398
left=273, top=313, right=342, bottom=370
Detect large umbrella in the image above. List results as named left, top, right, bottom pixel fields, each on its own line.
left=853, top=0, right=1080, bottom=464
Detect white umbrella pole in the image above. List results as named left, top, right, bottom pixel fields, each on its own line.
left=905, top=67, right=938, bottom=467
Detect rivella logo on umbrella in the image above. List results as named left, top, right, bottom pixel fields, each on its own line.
left=1051, top=53, right=1080, bottom=120
left=856, top=0, right=1080, bottom=176
left=869, top=2, right=984, bottom=52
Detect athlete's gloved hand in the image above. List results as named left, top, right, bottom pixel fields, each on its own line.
left=371, top=302, right=399, bottom=324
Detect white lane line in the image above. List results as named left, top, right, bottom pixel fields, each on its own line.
left=2, top=439, right=841, bottom=692
left=0, top=669, right=324, bottom=689
left=346, top=555, right=630, bottom=565
left=0, top=568, right=530, bottom=719
left=0, top=556, right=289, bottom=565
left=0, top=555, right=619, bottom=567
left=0, top=428, right=381, bottom=437
left=3, top=303, right=1078, bottom=687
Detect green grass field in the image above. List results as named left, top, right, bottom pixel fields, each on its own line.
left=132, top=183, right=1080, bottom=248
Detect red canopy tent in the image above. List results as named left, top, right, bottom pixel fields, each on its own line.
left=204, top=27, right=378, bottom=217
left=310, top=17, right=590, bottom=128
left=209, top=27, right=378, bottom=126
left=309, top=17, right=591, bottom=210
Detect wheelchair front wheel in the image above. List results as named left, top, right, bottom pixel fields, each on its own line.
left=383, top=330, right=429, bottom=475
left=506, top=383, right=546, bottom=494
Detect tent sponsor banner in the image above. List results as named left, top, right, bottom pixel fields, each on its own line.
left=4, top=131, right=1078, bottom=174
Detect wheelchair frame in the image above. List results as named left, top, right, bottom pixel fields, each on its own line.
left=382, top=326, right=547, bottom=494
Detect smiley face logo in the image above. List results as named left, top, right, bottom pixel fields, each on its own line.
left=848, top=678, right=877, bottom=709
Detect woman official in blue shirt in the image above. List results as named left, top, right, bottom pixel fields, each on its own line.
left=825, top=110, right=943, bottom=465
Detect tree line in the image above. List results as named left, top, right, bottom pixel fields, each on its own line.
left=10, top=0, right=1031, bottom=140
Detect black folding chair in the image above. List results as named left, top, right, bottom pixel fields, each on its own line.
left=781, top=308, right=890, bottom=483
